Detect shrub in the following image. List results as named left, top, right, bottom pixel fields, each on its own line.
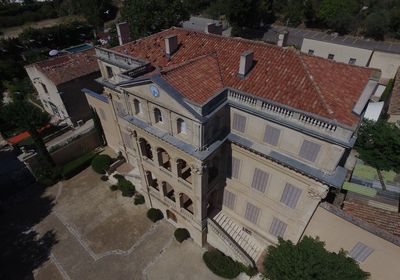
left=91, top=154, right=112, bottom=174
left=134, top=194, right=145, bottom=205
left=203, top=250, right=241, bottom=279
left=117, top=177, right=135, bottom=197
left=34, top=166, right=61, bottom=187
left=174, top=228, right=190, bottom=243
left=113, top=174, right=124, bottom=180
left=147, top=208, right=163, bottom=222
left=110, top=185, right=118, bottom=191
left=100, top=175, right=108, bottom=181
left=61, top=152, right=96, bottom=179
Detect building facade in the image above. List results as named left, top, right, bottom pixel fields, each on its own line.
left=85, top=28, right=379, bottom=266
left=26, top=48, right=101, bottom=126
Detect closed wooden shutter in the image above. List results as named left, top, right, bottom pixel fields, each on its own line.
left=299, top=140, right=321, bottom=162
left=223, top=190, right=236, bottom=210
left=263, top=125, right=281, bottom=146
left=269, top=217, right=287, bottom=238
left=232, top=113, right=246, bottom=133
left=251, top=168, right=269, bottom=193
left=280, top=183, right=302, bottom=209
left=244, top=202, right=260, bottom=224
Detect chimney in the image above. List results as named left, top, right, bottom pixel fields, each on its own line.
left=205, top=23, right=222, bottom=35
left=239, top=51, right=254, bottom=77
left=116, top=22, right=131, bottom=45
left=165, top=35, right=178, bottom=57
left=277, top=31, right=289, bottom=47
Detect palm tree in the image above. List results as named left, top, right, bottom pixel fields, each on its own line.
left=3, top=99, right=55, bottom=167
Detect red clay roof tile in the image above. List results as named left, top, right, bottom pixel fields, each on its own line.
left=113, top=28, right=375, bottom=126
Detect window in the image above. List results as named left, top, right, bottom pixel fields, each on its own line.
left=122, top=131, right=134, bottom=150
left=223, top=190, right=236, bottom=210
left=177, top=118, right=187, bottom=134
left=154, top=108, right=163, bottom=123
left=269, top=217, right=287, bottom=238
left=106, top=66, right=113, bottom=78
left=299, top=140, right=321, bottom=162
left=244, top=202, right=260, bottom=224
left=348, top=242, right=374, bottom=262
left=280, top=183, right=302, bottom=208
left=114, top=102, right=126, bottom=117
left=349, top=58, right=356, bottom=65
left=133, top=99, right=142, bottom=114
left=232, top=113, right=246, bottom=133
left=308, top=49, right=314, bottom=55
left=251, top=168, right=269, bottom=193
left=98, top=108, right=107, bottom=121
left=231, top=156, right=241, bottom=179
left=41, top=83, right=48, bottom=94
left=328, top=54, right=335, bottom=60
left=263, top=125, right=281, bottom=146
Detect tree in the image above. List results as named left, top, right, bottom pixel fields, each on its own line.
left=3, top=99, right=54, bottom=167
left=318, top=0, right=359, bottom=34
left=121, top=0, right=190, bottom=40
left=363, top=12, right=389, bottom=40
left=355, top=120, right=400, bottom=189
left=263, top=236, right=370, bottom=280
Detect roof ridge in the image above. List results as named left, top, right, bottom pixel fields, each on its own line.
left=298, top=54, right=334, bottom=115
left=161, top=52, right=218, bottom=73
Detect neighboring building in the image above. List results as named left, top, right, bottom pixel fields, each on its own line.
left=25, top=47, right=102, bottom=126
left=264, top=25, right=400, bottom=83
left=85, top=27, right=380, bottom=268
left=182, top=16, right=227, bottom=36
left=388, top=70, right=400, bottom=124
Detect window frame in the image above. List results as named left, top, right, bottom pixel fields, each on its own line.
left=327, top=53, right=335, bottom=60
left=154, top=108, right=163, bottom=123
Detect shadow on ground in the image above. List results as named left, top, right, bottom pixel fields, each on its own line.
left=0, top=182, right=57, bottom=280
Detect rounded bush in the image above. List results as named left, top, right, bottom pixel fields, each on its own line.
left=91, top=154, right=112, bottom=174
left=147, top=208, right=163, bottom=223
left=134, top=194, right=145, bottom=205
left=101, top=175, right=108, bottom=181
left=203, top=250, right=241, bottom=279
left=117, top=177, right=135, bottom=197
left=174, top=228, right=190, bottom=243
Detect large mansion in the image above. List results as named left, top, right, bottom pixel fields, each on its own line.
left=84, top=27, right=380, bottom=267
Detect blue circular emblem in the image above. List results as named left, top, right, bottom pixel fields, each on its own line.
left=150, top=85, right=160, bottom=97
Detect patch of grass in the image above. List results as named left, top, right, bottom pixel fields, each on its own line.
left=382, top=170, right=396, bottom=183
left=353, top=164, right=377, bottom=181
left=61, top=152, right=96, bottom=179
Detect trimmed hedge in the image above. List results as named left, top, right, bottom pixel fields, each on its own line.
left=203, top=251, right=242, bottom=279
left=134, top=194, right=145, bottom=205
left=147, top=208, right=164, bottom=222
left=174, top=228, right=190, bottom=243
left=61, top=152, right=96, bottom=179
left=117, top=177, right=135, bottom=197
left=91, top=154, right=112, bottom=174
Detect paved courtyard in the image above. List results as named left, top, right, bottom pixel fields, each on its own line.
left=32, top=168, right=226, bottom=280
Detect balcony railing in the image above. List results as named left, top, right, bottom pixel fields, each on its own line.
left=180, top=207, right=194, bottom=220
left=164, top=196, right=176, bottom=209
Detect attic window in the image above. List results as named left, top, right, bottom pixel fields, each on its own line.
left=328, top=54, right=335, bottom=60
left=106, top=66, right=113, bottom=78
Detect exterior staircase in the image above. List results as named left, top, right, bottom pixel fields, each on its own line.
left=208, top=211, right=264, bottom=266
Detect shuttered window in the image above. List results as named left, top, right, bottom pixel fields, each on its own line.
left=122, top=131, right=133, bottom=150
left=299, top=140, right=321, bottom=162
left=231, top=156, right=241, bottom=179
left=223, top=190, right=236, bottom=210
left=263, top=125, right=281, bottom=146
left=348, top=242, right=374, bottom=262
left=251, top=168, right=269, bottom=193
left=232, top=113, right=246, bottom=133
left=280, top=183, right=302, bottom=209
left=269, top=217, right=287, bottom=238
left=114, top=101, right=127, bottom=117
left=244, top=202, right=260, bottom=224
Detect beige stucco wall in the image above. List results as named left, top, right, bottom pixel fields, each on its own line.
left=301, top=38, right=373, bottom=66
left=25, top=65, right=70, bottom=124
left=304, top=207, right=400, bottom=280
left=223, top=144, right=327, bottom=247
left=369, top=51, right=400, bottom=81
left=230, top=107, right=345, bottom=173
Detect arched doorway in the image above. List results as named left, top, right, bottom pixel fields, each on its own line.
left=166, top=210, right=177, bottom=223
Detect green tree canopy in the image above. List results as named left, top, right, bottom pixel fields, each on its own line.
left=355, top=120, right=400, bottom=173
left=363, top=11, right=389, bottom=40
left=318, top=0, right=360, bottom=34
left=2, top=99, right=54, bottom=166
left=121, top=0, right=190, bottom=40
left=263, top=236, right=370, bottom=280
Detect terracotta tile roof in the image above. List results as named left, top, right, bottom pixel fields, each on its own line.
left=32, top=48, right=99, bottom=85
left=114, top=28, right=375, bottom=126
left=388, top=69, right=400, bottom=115
left=343, top=199, right=400, bottom=237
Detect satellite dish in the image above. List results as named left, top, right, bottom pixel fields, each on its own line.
left=49, top=50, right=59, bottom=56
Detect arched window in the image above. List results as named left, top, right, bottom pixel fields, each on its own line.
left=154, top=108, right=163, bottom=123
left=133, top=99, right=141, bottom=114
left=177, top=118, right=187, bottom=134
